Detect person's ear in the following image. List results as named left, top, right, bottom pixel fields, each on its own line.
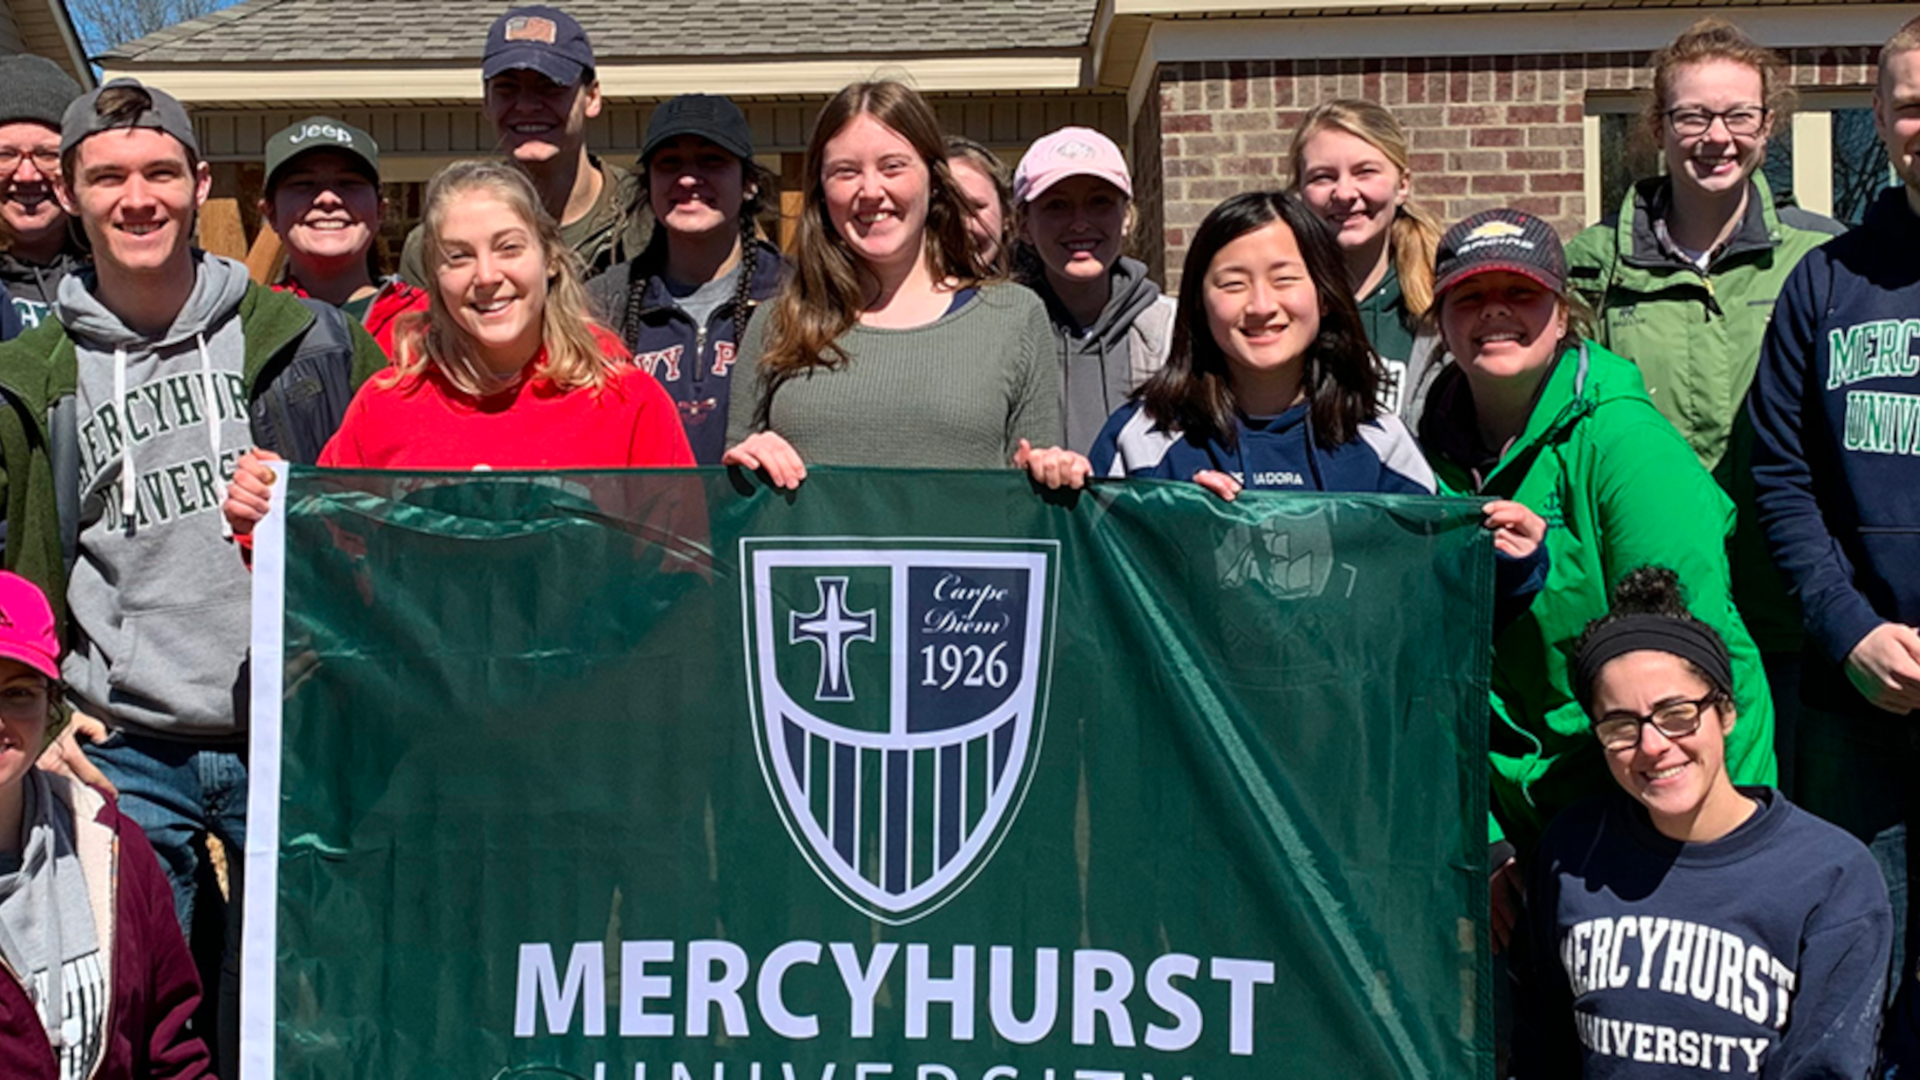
left=54, top=174, right=78, bottom=218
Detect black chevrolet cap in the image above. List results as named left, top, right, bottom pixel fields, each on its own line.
left=1433, top=208, right=1568, bottom=298
left=642, top=95, right=754, bottom=163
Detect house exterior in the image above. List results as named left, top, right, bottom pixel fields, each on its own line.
left=1104, top=1, right=1907, bottom=284
left=1, top=0, right=91, bottom=86
left=100, top=0, right=1915, bottom=285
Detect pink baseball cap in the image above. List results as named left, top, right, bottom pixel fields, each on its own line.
left=1013, top=127, right=1133, bottom=204
left=0, top=572, right=59, bottom=681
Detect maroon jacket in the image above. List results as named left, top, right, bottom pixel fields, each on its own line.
left=0, top=773, right=211, bottom=1079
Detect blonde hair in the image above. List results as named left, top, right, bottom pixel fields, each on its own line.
left=391, top=160, right=616, bottom=396
left=1287, top=99, right=1443, bottom=318
left=1646, top=19, right=1795, bottom=138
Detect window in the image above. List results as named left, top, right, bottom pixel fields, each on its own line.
left=1586, top=93, right=1891, bottom=227
left=1590, top=102, right=1791, bottom=217
left=1830, top=107, right=1890, bottom=225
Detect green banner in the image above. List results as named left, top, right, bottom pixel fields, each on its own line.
left=242, top=468, right=1494, bottom=1080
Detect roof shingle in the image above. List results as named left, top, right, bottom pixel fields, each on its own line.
left=102, top=0, right=1099, bottom=63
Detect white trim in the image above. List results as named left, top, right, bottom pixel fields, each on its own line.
left=103, top=54, right=1089, bottom=106
left=240, top=469, right=290, bottom=1080
left=1144, top=6, right=1917, bottom=63
left=1583, top=114, right=1603, bottom=225
left=1090, top=0, right=1119, bottom=88
left=1792, top=110, right=1836, bottom=216
left=44, top=0, right=95, bottom=89
left=1127, top=22, right=1161, bottom=120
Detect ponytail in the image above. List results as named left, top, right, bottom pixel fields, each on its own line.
left=1389, top=204, right=1444, bottom=319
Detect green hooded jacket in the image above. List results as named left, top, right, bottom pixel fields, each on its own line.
left=1419, top=339, right=1778, bottom=854
left=0, top=282, right=387, bottom=627
left=1563, top=174, right=1841, bottom=650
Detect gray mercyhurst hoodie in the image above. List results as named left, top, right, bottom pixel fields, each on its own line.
left=1035, top=256, right=1175, bottom=454
left=55, top=253, right=258, bottom=737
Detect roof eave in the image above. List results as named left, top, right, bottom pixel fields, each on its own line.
left=102, top=51, right=1094, bottom=107
left=16, top=0, right=95, bottom=86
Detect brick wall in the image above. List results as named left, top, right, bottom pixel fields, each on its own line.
left=1130, top=69, right=1170, bottom=286
left=1144, top=47, right=1879, bottom=289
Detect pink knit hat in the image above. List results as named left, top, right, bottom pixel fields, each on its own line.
left=0, top=572, right=59, bottom=681
left=1013, top=127, right=1133, bottom=204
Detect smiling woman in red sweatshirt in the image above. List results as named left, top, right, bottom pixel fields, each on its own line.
left=222, top=160, right=693, bottom=536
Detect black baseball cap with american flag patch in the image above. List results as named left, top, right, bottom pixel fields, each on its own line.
left=483, top=6, right=595, bottom=87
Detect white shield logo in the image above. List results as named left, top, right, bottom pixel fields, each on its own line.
left=741, top=538, right=1057, bottom=924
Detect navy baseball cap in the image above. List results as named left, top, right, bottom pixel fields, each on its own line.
left=483, top=6, right=595, bottom=87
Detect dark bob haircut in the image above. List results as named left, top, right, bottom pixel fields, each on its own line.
left=1137, top=189, right=1382, bottom=449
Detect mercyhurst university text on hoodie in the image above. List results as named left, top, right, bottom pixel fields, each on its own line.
left=1749, top=186, right=1920, bottom=721
left=53, top=253, right=258, bottom=738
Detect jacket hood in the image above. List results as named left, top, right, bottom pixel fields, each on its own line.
left=1421, top=339, right=1647, bottom=491
left=53, top=250, right=250, bottom=351
left=1037, top=256, right=1163, bottom=347
left=1617, top=173, right=1777, bottom=270
left=1860, top=185, right=1920, bottom=239
left=0, top=245, right=87, bottom=298
left=630, top=237, right=787, bottom=320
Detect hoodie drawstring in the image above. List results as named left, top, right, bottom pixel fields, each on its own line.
left=197, top=333, right=232, bottom=539
left=115, top=336, right=233, bottom=537
left=113, top=346, right=132, bottom=523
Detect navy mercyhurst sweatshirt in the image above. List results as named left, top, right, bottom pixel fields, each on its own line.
left=1749, top=186, right=1920, bottom=718
left=1088, top=399, right=1548, bottom=627
left=1515, top=789, right=1890, bottom=1079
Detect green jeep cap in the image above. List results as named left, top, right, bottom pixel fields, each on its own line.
left=264, top=115, right=379, bottom=193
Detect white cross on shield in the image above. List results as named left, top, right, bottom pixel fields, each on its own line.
left=741, top=538, right=1058, bottom=924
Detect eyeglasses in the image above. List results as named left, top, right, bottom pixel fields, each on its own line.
left=1591, top=692, right=1721, bottom=751
left=0, top=147, right=60, bottom=175
left=1664, top=107, right=1769, bottom=138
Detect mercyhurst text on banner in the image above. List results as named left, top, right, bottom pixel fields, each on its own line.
left=241, top=467, right=1495, bottom=1080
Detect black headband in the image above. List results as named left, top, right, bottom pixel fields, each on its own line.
left=1573, top=615, right=1733, bottom=719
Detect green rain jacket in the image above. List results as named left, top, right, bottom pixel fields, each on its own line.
left=1563, top=174, right=1840, bottom=650
left=1419, top=339, right=1777, bottom=854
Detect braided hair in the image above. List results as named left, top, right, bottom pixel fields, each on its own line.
left=620, top=154, right=774, bottom=354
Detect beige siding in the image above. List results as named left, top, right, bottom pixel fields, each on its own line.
left=10, top=0, right=86, bottom=83
left=0, top=4, right=24, bottom=55
left=194, top=95, right=1128, bottom=164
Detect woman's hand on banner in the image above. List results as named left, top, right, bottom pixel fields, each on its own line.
left=1481, top=500, right=1546, bottom=560
left=723, top=432, right=808, bottom=490
left=225, top=449, right=284, bottom=538
left=1015, top=440, right=1091, bottom=490
left=1193, top=469, right=1243, bottom=502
